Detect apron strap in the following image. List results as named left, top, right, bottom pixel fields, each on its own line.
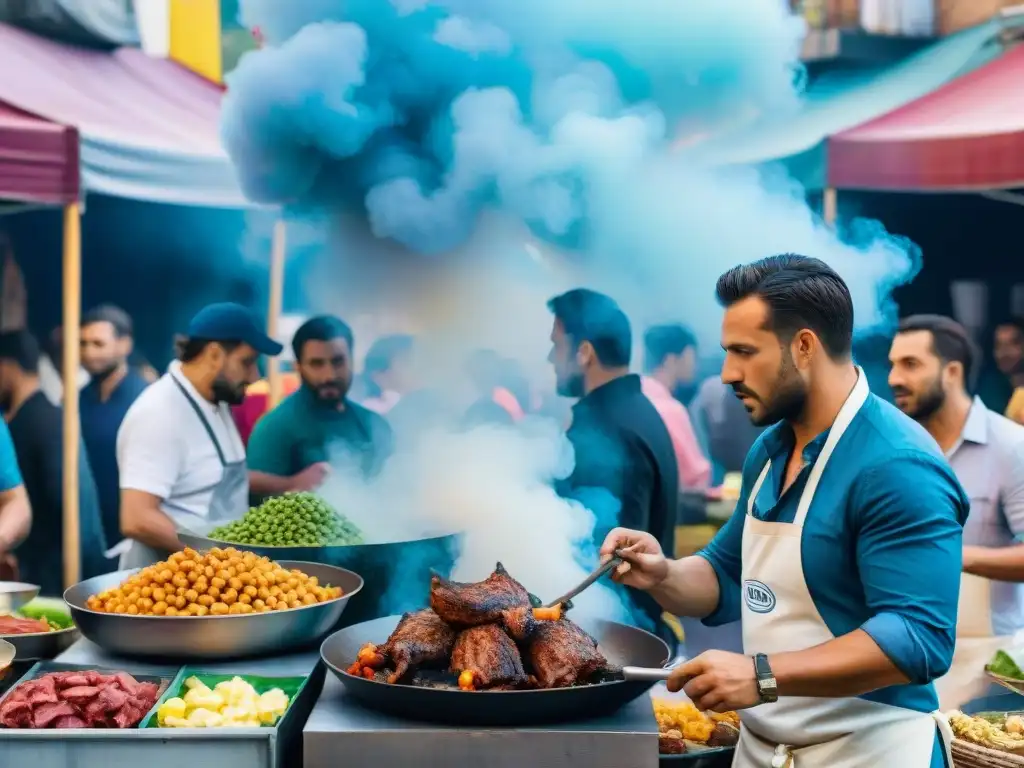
left=931, top=711, right=955, bottom=768
left=171, top=375, right=228, bottom=467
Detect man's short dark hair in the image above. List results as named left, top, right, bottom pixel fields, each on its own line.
left=715, top=254, right=854, bottom=360
left=547, top=288, right=631, bottom=367
left=82, top=304, right=132, bottom=338
left=0, top=330, right=40, bottom=373
left=897, top=314, right=980, bottom=393
left=364, top=334, right=414, bottom=375
left=291, top=315, right=354, bottom=362
left=174, top=336, right=242, bottom=363
left=644, top=324, right=697, bottom=373
left=995, top=316, right=1024, bottom=338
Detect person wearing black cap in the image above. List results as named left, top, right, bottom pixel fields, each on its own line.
left=115, top=303, right=282, bottom=569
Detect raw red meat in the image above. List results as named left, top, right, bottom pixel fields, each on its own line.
left=0, top=670, right=162, bottom=729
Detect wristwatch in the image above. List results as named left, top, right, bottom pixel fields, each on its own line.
left=753, top=653, right=778, bottom=704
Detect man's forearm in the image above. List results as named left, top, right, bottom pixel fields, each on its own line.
left=648, top=556, right=722, bottom=618
left=0, top=488, right=30, bottom=552
left=121, top=507, right=181, bottom=552
left=770, top=629, right=909, bottom=698
left=963, top=544, right=1024, bottom=582
left=249, top=471, right=295, bottom=496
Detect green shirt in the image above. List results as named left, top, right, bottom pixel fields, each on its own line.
left=247, top=387, right=392, bottom=486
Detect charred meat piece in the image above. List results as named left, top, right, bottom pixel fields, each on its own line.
left=431, top=562, right=531, bottom=626
left=659, top=732, right=687, bottom=755
left=527, top=618, right=608, bottom=689
left=380, top=609, right=457, bottom=683
left=707, top=722, right=740, bottom=747
left=450, top=624, right=527, bottom=690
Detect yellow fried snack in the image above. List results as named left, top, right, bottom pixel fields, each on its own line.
left=85, top=547, right=342, bottom=616
left=652, top=699, right=733, bottom=743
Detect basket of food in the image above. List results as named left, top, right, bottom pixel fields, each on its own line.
left=948, top=710, right=1024, bottom=768
left=654, top=696, right=739, bottom=765
left=63, top=546, right=363, bottom=659
left=0, top=597, right=80, bottom=661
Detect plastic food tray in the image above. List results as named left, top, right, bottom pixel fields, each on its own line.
left=0, top=660, right=325, bottom=768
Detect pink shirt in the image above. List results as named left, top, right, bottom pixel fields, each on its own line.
left=641, top=376, right=711, bottom=489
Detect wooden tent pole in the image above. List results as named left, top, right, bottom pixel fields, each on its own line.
left=823, top=187, right=838, bottom=227
left=266, top=218, right=287, bottom=409
left=62, top=202, right=82, bottom=589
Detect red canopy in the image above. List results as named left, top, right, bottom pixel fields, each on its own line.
left=829, top=44, right=1024, bottom=191
left=0, top=100, right=78, bottom=205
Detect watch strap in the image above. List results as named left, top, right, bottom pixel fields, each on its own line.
left=753, top=653, right=778, bottom=703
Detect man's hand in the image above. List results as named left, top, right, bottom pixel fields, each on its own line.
left=599, top=527, right=669, bottom=591
left=290, top=462, right=330, bottom=492
left=668, top=650, right=761, bottom=713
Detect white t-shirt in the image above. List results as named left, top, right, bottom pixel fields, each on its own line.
left=116, top=362, right=246, bottom=534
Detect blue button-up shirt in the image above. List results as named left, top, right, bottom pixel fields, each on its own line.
left=699, top=392, right=968, bottom=732
left=80, top=370, right=149, bottom=547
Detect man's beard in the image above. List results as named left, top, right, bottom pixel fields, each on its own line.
left=893, top=377, right=945, bottom=421
left=305, top=378, right=348, bottom=406
left=556, top=371, right=584, bottom=398
left=735, top=354, right=807, bottom=427
left=211, top=375, right=246, bottom=406
left=86, top=360, right=122, bottom=382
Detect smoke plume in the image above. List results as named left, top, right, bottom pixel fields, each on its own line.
left=223, top=0, right=922, bottom=618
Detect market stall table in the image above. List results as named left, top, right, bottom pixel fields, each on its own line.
left=303, top=674, right=659, bottom=768
left=0, top=638, right=323, bottom=768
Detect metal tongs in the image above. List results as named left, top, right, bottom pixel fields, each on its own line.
left=542, top=551, right=625, bottom=609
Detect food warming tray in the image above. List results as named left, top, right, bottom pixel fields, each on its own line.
left=0, top=652, right=325, bottom=768
left=321, top=614, right=670, bottom=726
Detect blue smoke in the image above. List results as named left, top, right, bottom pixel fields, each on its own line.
left=223, top=0, right=919, bottom=340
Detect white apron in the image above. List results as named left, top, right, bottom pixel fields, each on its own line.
left=118, top=377, right=248, bottom=570
left=734, top=369, right=955, bottom=768
left=932, top=572, right=1008, bottom=709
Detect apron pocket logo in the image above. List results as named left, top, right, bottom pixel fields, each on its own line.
left=744, top=580, right=776, bottom=613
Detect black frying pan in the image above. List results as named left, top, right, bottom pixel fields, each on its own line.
left=321, top=614, right=670, bottom=726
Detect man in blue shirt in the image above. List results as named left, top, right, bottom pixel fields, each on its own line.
left=79, top=305, right=149, bottom=551
left=602, top=255, right=967, bottom=768
left=0, top=419, right=30, bottom=575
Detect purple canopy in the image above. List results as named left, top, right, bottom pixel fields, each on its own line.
left=0, top=100, right=79, bottom=205
left=0, top=24, right=248, bottom=208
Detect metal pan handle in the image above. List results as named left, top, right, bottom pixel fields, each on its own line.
left=622, top=658, right=685, bottom=682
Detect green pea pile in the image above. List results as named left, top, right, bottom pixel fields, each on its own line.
left=209, top=492, right=364, bottom=547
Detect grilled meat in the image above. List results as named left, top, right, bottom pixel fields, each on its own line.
left=450, top=624, right=527, bottom=690
left=380, top=609, right=457, bottom=683
left=430, top=562, right=531, bottom=627
left=527, top=618, right=608, bottom=689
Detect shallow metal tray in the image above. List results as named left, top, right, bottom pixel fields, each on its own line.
left=3, top=626, right=80, bottom=662
left=64, top=562, right=362, bottom=660
left=0, top=661, right=325, bottom=768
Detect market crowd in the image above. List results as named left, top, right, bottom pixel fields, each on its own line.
left=0, top=255, right=1022, bottom=756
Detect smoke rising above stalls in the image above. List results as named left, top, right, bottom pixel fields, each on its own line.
left=222, top=1, right=924, bottom=620
left=224, top=0, right=920, bottom=345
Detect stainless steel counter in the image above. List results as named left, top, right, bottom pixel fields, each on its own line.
left=303, top=675, right=660, bottom=768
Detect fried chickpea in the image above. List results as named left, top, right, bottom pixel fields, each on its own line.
left=273, top=601, right=289, bottom=611
left=253, top=599, right=266, bottom=611
left=266, top=596, right=278, bottom=609
left=216, top=569, right=230, bottom=582
left=139, top=597, right=154, bottom=611
left=173, top=595, right=187, bottom=609
left=222, top=588, right=238, bottom=605
left=228, top=603, right=243, bottom=615
left=307, top=576, right=319, bottom=588
left=286, top=577, right=299, bottom=590
left=173, top=573, right=189, bottom=589
left=243, top=585, right=258, bottom=599
left=187, top=570, right=200, bottom=584
left=285, top=590, right=298, bottom=604
left=194, top=604, right=210, bottom=616
left=194, top=577, right=208, bottom=592
left=158, top=569, right=172, bottom=582
left=204, top=565, right=215, bottom=579
left=152, top=601, right=168, bottom=615
left=257, top=586, right=270, bottom=600
left=167, top=560, right=179, bottom=573
left=238, top=593, right=252, bottom=605
left=228, top=577, right=243, bottom=591
left=152, top=587, right=166, bottom=603
left=211, top=576, right=226, bottom=589
left=288, top=600, right=302, bottom=609
left=184, top=589, right=198, bottom=603
left=295, top=586, right=308, bottom=599
left=302, top=593, right=317, bottom=605
left=210, top=602, right=229, bottom=616
left=141, top=586, right=153, bottom=599
left=198, top=594, right=214, bottom=607
left=165, top=606, right=178, bottom=616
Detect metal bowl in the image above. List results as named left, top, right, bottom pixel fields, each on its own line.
left=179, top=530, right=461, bottom=626
left=0, top=582, right=39, bottom=613
left=3, top=625, right=80, bottom=661
left=64, top=561, right=363, bottom=660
